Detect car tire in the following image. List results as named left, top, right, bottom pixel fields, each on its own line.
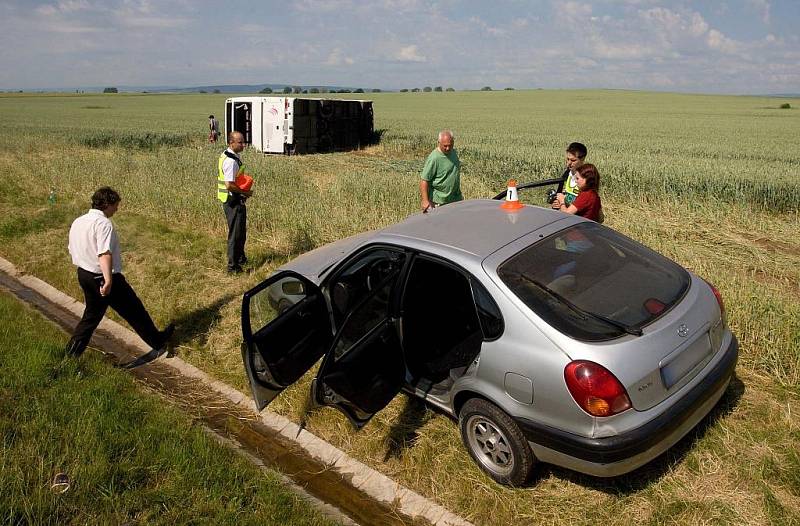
left=459, top=398, right=535, bottom=486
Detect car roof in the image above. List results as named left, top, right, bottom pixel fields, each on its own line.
left=378, top=199, right=573, bottom=258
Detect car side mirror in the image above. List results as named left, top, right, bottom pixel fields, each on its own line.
left=282, top=281, right=305, bottom=295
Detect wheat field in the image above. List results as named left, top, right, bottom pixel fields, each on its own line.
left=0, top=90, right=798, bottom=525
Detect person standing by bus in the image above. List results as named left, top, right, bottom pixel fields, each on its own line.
left=209, top=114, right=220, bottom=143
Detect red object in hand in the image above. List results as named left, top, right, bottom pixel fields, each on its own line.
left=236, top=173, right=253, bottom=192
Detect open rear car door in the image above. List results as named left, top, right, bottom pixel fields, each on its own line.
left=242, top=271, right=332, bottom=410
left=311, top=250, right=408, bottom=429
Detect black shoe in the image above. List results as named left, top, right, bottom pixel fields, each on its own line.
left=159, top=323, right=175, bottom=346
left=65, top=337, right=88, bottom=357
left=227, top=266, right=243, bottom=275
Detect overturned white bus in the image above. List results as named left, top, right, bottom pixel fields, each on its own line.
left=224, top=96, right=374, bottom=154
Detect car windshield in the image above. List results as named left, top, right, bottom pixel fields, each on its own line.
left=497, top=223, right=690, bottom=341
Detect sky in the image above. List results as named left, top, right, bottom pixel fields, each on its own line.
left=1, top=0, right=798, bottom=94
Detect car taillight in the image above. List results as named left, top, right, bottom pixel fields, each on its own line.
left=702, top=278, right=726, bottom=323
left=564, top=361, right=632, bottom=417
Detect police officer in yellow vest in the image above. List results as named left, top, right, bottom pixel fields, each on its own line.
left=218, top=131, right=252, bottom=274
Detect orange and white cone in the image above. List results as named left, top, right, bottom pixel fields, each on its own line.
left=501, top=180, right=524, bottom=210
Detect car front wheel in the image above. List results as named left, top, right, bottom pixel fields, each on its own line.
left=459, top=398, right=535, bottom=486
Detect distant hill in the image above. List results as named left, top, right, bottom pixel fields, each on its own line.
left=1, top=83, right=380, bottom=94
left=149, top=83, right=366, bottom=94
left=113, top=83, right=373, bottom=94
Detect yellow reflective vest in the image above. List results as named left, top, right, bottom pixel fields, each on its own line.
left=563, top=171, right=580, bottom=206
left=217, top=150, right=245, bottom=202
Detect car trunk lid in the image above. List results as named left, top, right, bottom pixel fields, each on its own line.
left=569, top=275, right=723, bottom=410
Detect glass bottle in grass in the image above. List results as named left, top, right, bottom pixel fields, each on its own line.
left=48, top=188, right=56, bottom=206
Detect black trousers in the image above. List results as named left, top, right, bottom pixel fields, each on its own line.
left=223, top=194, right=247, bottom=270
left=65, top=268, right=163, bottom=356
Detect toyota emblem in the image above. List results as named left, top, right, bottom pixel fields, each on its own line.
left=677, top=324, right=689, bottom=337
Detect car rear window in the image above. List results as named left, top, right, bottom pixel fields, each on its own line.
left=497, top=223, right=690, bottom=341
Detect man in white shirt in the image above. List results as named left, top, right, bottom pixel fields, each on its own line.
left=65, top=187, right=174, bottom=357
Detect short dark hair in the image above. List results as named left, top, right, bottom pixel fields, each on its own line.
left=91, top=187, right=121, bottom=211
left=209, top=115, right=214, bottom=119
left=566, top=142, right=587, bottom=159
left=576, top=164, right=600, bottom=191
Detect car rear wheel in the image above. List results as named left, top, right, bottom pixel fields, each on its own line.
left=459, top=398, right=534, bottom=486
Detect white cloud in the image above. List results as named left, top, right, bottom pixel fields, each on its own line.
left=707, top=29, right=739, bottom=54
left=377, top=0, right=422, bottom=9
left=239, top=23, right=269, bottom=33
left=293, top=0, right=353, bottom=12
left=40, top=23, right=106, bottom=34
left=396, top=45, right=426, bottom=62
left=325, top=48, right=354, bottom=66
left=114, top=1, right=191, bottom=28
left=511, top=18, right=531, bottom=29
left=590, top=38, right=657, bottom=60
left=561, top=1, right=592, bottom=18
left=117, top=15, right=188, bottom=28
left=468, top=16, right=507, bottom=37
left=747, top=0, right=771, bottom=24
left=36, top=0, right=90, bottom=15
left=689, top=12, right=709, bottom=37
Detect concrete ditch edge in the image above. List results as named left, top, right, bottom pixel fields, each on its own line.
left=0, top=256, right=473, bottom=526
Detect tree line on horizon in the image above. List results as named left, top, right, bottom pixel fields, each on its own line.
left=254, top=86, right=517, bottom=94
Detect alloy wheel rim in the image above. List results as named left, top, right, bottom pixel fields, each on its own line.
left=465, top=415, right=514, bottom=476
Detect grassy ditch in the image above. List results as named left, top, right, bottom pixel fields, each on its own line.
left=0, top=91, right=798, bottom=524
left=0, top=290, right=339, bottom=525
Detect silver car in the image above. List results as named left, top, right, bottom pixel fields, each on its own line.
left=241, top=199, right=738, bottom=486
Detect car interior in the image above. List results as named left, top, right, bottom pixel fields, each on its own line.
left=400, top=257, right=484, bottom=385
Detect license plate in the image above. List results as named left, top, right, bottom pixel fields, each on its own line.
left=661, top=333, right=713, bottom=389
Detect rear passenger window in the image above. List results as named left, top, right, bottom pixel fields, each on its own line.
left=471, top=279, right=503, bottom=340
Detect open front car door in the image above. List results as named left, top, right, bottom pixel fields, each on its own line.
left=241, top=271, right=332, bottom=410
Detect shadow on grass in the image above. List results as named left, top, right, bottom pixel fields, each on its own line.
left=246, top=245, right=310, bottom=272
left=383, top=397, right=431, bottom=461
left=121, top=244, right=314, bottom=370
left=529, top=373, right=746, bottom=493
left=171, top=293, right=239, bottom=347
left=369, top=128, right=387, bottom=145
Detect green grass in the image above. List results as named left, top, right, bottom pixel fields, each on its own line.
left=0, top=290, right=339, bottom=525
left=0, top=90, right=798, bottom=525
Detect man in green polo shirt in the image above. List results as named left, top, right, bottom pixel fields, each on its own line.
left=419, top=130, right=463, bottom=212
